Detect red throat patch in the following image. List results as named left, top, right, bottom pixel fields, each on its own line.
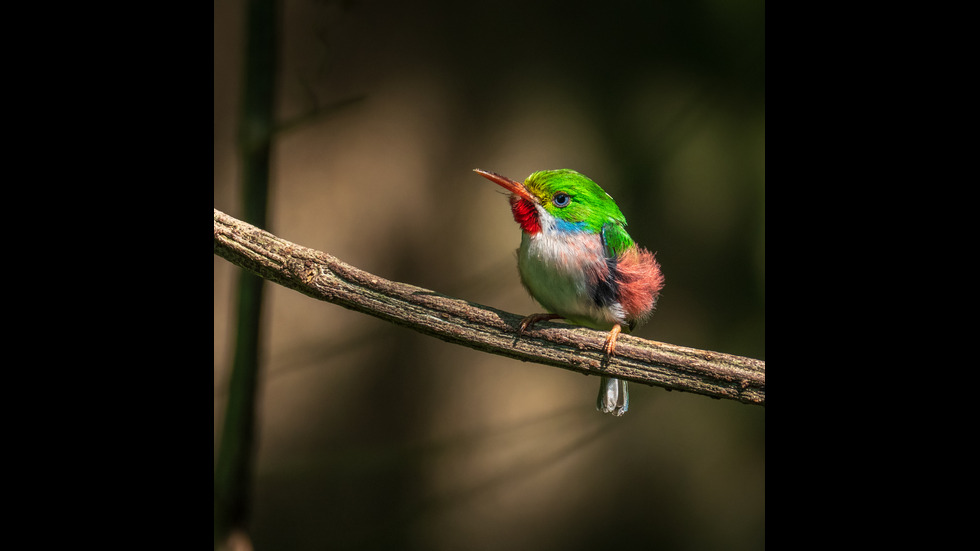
left=510, top=196, right=541, bottom=234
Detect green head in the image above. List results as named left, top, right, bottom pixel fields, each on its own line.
left=523, top=169, right=626, bottom=233
left=474, top=168, right=628, bottom=237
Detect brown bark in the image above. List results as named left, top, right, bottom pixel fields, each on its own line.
left=214, top=208, right=765, bottom=406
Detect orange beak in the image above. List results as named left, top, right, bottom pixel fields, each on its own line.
left=473, top=168, right=537, bottom=204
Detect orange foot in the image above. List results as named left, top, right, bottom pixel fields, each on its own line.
left=518, top=313, right=563, bottom=334
left=603, top=324, right=623, bottom=356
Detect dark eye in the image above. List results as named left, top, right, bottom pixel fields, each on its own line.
left=552, top=192, right=571, bottom=208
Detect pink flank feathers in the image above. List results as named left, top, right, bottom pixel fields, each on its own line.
left=615, top=247, right=664, bottom=322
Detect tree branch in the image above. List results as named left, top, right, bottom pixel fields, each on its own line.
left=214, top=208, right=765, bottom=406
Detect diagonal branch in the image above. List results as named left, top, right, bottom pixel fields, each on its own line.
left=213, top=208, right=765, bottom=406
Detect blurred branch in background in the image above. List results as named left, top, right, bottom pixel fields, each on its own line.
left=214, top=1, right=279, bottom=549
left=214, top=208, right=766, bottom=406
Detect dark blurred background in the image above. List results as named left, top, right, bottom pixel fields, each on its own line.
left=214, top=0, right=764, bottom=549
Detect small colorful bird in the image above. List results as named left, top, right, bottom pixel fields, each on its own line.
left=475, top=168, right=664, bottom=416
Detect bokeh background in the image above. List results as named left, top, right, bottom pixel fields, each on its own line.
left=214, top=0, right=764, bottom=549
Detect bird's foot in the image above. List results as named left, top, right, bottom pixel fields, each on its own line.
left=518, top=313, right=563, bottom=334
left=603, top=324, right=623, bottom=356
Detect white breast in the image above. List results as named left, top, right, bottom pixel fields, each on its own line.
left=516, top=228, right=626, bottom=330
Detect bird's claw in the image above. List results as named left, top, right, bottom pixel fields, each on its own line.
left=518, top=313, right=562, bottom=335
left=519, top=316, right=622, bottom=358
left=603, top=324, right=622, bottom=356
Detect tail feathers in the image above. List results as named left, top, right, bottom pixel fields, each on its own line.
left=596, top=376, right=629, bottom=416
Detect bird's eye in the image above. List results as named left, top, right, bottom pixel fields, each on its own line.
left=552, top=192, right=571, bottom=208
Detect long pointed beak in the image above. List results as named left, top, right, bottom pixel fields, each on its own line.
left=473, top=168, right=537, bottom=204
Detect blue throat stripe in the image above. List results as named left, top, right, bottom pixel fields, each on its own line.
left=553, top=218, right=588, bottom=233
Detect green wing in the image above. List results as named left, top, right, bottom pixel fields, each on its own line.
left=601, top=221, right=635, bottom=258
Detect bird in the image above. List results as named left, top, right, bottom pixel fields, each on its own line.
left=474, top=168, right=664, bottom=416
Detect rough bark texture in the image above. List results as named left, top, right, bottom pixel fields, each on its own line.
left=214, top=208, right=765, bottom=405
